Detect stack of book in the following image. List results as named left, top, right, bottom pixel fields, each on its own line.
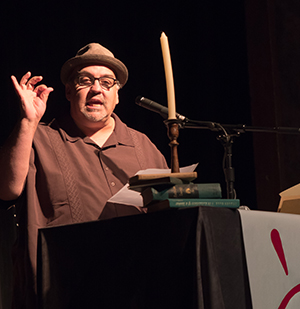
left=128, top=173, right=240, bottom=212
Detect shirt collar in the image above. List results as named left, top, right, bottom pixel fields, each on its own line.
left=55, top=113, right=135, bottom=148
left=102, top=113, right=134, bottom=148
left=55, top=113, right=84, bottom=143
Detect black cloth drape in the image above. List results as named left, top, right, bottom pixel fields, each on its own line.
left=0, top=207, right=16, bottom=309
left=37, top=206, right=252, bottom=309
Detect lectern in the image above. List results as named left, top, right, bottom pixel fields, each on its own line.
left=37, top=206, right=252, bottom=309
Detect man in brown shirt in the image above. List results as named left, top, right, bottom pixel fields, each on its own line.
left=0, top=43, right=168, bottom=308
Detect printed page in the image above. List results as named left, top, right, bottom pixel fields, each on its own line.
left=107, top=164, right=198, bottom=207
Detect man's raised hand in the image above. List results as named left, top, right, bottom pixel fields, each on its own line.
left=11, top=71, right=54, bottom=123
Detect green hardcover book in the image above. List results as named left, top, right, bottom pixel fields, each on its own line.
left=146, top=198, right=240, bottom=212
left=142, top=183, right=222, bottom=206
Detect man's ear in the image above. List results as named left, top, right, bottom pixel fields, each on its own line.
left=65, top=83, right=72, bottom=102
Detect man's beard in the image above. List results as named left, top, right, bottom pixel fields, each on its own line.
left=82, top=107, right=108, bottom=123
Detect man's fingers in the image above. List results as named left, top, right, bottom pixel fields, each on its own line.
left=11, top=75, right=20, bottom=90
left=34, top=84, right=52, bottom=95
left=34, top=84, right=47, bottom=93
left=13, top=72, right=43, bottom=89
left=11, top=72, right=53, bottom=103
left=26, top=76, right=43, bottom=88
left=11, top=75, right=24, bottom=97
left=35, top=85, right=54, bottom=102
left=19, top=71, right=31, bottom=85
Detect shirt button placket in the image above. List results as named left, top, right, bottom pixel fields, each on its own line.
left=103, top=164, right=116, bottom=190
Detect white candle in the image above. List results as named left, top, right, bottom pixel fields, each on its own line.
left=160, top=32, right=176, bottom=119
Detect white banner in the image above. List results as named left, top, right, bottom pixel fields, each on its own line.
left=239, top=209, right=300, bottom=309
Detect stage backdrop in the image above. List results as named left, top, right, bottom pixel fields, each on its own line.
left=246, top=0, right=300, bottom=211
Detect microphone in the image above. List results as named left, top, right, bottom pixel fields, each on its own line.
left=135, top=96, right=186, bottom=121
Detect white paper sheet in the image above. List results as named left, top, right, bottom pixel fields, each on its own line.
left=107, top=164, right=198, bottom=207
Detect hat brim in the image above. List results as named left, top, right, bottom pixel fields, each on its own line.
left=60, top=54, right=128, bottom=87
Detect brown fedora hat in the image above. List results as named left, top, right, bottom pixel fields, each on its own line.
left=60, top=43, right=128, bottom=87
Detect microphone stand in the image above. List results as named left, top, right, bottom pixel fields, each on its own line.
left=134, top=95, right=300, bottom=198
left=178, top=117, right=300, bottom=199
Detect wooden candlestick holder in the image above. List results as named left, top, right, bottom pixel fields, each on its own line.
left=164, top=118, right=181, bottom=173
left=128, top=118, right=197, bottom=188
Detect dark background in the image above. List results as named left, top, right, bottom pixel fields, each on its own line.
left=0, top=0, right=255, bottom=207
left=2, top=0, right=300, bottom=307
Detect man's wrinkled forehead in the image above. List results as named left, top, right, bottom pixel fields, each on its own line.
left=68, top=65, right=116, bottom=84
left=76, top=65, right=116, bottom=78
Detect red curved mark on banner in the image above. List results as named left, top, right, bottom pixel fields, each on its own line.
left=271, top=229, right=288, bottom=275
left=270, top=229, right=300, bottom=308
left=278, top=284, right=300, bottom=309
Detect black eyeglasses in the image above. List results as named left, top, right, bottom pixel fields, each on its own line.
left=75, top=74, right=120, bottom=90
